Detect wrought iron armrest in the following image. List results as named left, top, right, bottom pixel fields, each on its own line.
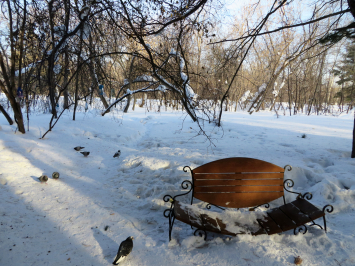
left=283, top=165, right=312, bottom=204
left=163, top=166, right=194, bottom=205
left=163, top=166, right=194, bottom=241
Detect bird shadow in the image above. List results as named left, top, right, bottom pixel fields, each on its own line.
left=91, top=227, right=118, bottom=264
left=30, top=175, right=42, bottom=183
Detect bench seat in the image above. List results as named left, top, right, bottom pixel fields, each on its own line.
left=173, top=198, right=327, bottom=237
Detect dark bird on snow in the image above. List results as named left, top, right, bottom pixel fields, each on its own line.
left=74, top=146, right=85, bottom=151
left=112, top=236, right=134, bottom=265
left=113, top=150, right=121, bottom=158
left=80, top=151, right=90, bottom=157
left=52, top=172, right=60, bottom=179
left=38, top=175, right=48, bottom=183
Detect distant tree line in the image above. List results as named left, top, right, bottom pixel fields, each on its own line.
left=0, top=0, right=354, bottom=135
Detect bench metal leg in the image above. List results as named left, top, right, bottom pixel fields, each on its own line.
left=322, top=204, right=334, bottom=233
left=164, top=204, right=176, bottom=241
left=309, top=220, right=323, bottom=230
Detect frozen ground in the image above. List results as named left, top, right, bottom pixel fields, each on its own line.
left=1, top=105, right=355, bottom=266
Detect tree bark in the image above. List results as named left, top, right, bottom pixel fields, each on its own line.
left=0, top=104, right=13, bottom=125
left=124, top=55, right=136, bottom=113
left=352, top=112, right=355, bottom=158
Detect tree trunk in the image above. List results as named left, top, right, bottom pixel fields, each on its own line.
left=132, top=95, right=136, bottom=111
left=123, top=94, right=131, bottom=112
left=0, top=103, right=13, bottom=125
left=0, top=80, right=25, bottom=133
left=63, top=45, right=69, bottom=109
left=352, top=112, right=355, bottom=158
left=124, top=55, right=136, bottom=113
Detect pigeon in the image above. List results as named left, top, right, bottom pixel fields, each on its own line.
left=38, top=175, right=48, bottom=183
left=80, top=151, right=90, bottom=157
left=113, top=150, right=121, bottom=158
left=112, top=236, right=134, bottom=265
left=52, top=172, right=60, bottom=179
left=74, top=146, right=85, bottom=151
left=294, top=256, right=303, bottom=265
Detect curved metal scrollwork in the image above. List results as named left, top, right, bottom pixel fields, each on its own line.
left=183, top=166, right=192, bottom=173
left=310, top=221, right=323, bottom=230
left=323, top=204, right=334, bottom=213
left=181, top=180, right=192, bottom=190
left=283, top=179, right=314, bottom=203
left=299, top=192, right=313, bottom=200
left=193, top=229, right=207, bottom=240
left=163, top=202, right=176, bottom=241
left=251, top=203, right=270, bottom=211
left=163, top=195, right=174, bottom=203
left=284, top=179, right=294, bottom=189
left=283, top=179, right=301, bottom=197
left=322, top=205, right=333, bottom=232
left=206, top=203, right=225, bottom=211
left=163, top=180, right=193, bottom=204
left=284, top=165, right=292, bottom=171
left=294, top=224, right=307, bottom=235
left=164, top=208, right=172, bottom=218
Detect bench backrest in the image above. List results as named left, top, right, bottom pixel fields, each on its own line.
left=191, top=157, right=285, bottom=208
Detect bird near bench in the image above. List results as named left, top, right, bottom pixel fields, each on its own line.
left=113, top=236, right=134, bottom=265
left=38, top=175, right=48, bottom=183
left=80, top=151, right=90, bottom=157
left=113, top=150, right=121, bottom=158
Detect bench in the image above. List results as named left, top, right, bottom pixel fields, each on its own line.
left=163, top=157, right=333, bottom=241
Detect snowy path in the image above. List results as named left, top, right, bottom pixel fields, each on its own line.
left=1, top=109, right=355, bottom=265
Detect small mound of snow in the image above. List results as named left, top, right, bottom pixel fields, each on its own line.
left=0, top=176, right=7, bottom=185
left=122, top=156, right=170, bottom=170
left=182, top=235, right=206, bottom=249
left=168, top=238, right=179, bottom=248
left=83, top=131, right=95, bottom=137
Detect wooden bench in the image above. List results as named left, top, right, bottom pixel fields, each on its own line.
left=163, top=158, right=333, bottom=241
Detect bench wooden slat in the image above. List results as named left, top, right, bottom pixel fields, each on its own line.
left=279, top=202, right=314, bottom=226
left=257, top=216, right=282, bottom=235
left=174, top=201, right=243, bottom=236
left=290, top=199, right=325, bottom=220
left=267, top=208, right=297, bottom=231
left=199, top=214, right=238, bottom=235
left=193, top=158, right=284, bottom=174
left=194, top=179, right=284, bottom=186
left=195, top=192, right=284, bottom=208
left=194, top=185, right=283, bottom=193
left=194, top=173, right=284, bottom=180
left=174, top=200, right=195, bottom=225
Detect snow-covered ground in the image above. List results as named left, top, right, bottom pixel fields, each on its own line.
left=1, top=105, right=355, bottom=266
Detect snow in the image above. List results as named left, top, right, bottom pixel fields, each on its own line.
left=134, top=75, right=156, bottom=82
left=53, top=64, right=62, bottom=75
left=176, top=202, right=265, bottom=234
left=240, top=90, right=251, bottom=102
left=170, top=48, right=176, bottom=55
left=258, top=83, right=267, bottom=93
left=15, top=62, right=38, bottom=76
left=80, top=6, right=90, bottom=20
left=53, top=25, right=66, bottom=37
left=1, top=103, right=355, bottom=265
left=156, top=85, right=167, bottom=92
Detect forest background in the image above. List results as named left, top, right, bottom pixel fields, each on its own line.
left=0, top=0, right=355, bottom=145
